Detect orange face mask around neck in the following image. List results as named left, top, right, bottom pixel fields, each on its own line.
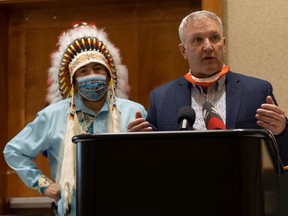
left=184, top=66, right=230, bottom=88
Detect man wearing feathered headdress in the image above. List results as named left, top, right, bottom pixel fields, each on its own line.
left=4, top=22, right=152, bottom=216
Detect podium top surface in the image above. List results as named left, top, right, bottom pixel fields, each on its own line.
left=72, top=129, right=276, bottom=142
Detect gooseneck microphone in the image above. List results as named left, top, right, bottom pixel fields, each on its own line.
left=202, top=101, right=226, bottom=130
left=177, top=106, right=196, bottom=130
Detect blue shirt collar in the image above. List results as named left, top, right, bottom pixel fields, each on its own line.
left=74, top=93, right=110, bottom=116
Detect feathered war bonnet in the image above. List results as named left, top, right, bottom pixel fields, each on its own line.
left=47, top=22, right=129, bottom=103
left=47, top=22, right=128, bottom=214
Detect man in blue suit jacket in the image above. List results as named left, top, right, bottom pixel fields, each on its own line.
left=146, top=72, right=288, bottom=165
left=128, top=10, right=288, bottom=166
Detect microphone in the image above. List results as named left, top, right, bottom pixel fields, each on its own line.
left=202, top=101, right=226, bottom=130
left=177, top=106, right=196, bottom=130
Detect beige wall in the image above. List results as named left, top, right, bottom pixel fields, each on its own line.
left=223, top=0, right=288, bottom=111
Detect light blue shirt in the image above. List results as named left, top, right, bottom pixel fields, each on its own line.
left=3, top=94, right=147, bottom=216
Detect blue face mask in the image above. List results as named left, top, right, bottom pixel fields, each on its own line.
left=77, top=74, right=108, bottom=101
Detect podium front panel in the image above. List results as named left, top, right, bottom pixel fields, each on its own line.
left=73, top=129, right=281, bottom=216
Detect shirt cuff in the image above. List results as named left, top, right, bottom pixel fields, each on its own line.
left=32, top=174, right=53, bottom=195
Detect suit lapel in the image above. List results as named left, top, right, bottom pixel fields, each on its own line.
left=226, top=72, right=243, bottom=129
left=175, top=77, right=191, bottom=112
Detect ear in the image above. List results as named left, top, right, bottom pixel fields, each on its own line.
left=222, top=37, right=226, bottom=53
left=178, top=43, right=187, bottom=60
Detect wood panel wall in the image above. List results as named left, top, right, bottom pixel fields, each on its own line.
left=0, top=0, right=222, bottom=214
left=0, top=8, right=9, bottom=214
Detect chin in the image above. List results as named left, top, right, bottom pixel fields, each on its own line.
left=205, top=66, right=222, bottom=74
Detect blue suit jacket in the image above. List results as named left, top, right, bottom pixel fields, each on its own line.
left=146, top=71, right=288, bottom=165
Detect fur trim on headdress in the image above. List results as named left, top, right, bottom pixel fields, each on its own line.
left=47, top=22, right=129, bottom=103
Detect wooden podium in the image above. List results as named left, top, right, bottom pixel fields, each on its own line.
left=73, top=129, right=283, bottom=216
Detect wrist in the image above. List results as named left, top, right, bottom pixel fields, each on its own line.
left=275, top=118, right=288, bottom=137
left=32, top=174, right=53, bottom=195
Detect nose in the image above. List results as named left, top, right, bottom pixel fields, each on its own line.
left=88, top=67, right=95, bottom=74
left=203, top=38, right=213, bottom=52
